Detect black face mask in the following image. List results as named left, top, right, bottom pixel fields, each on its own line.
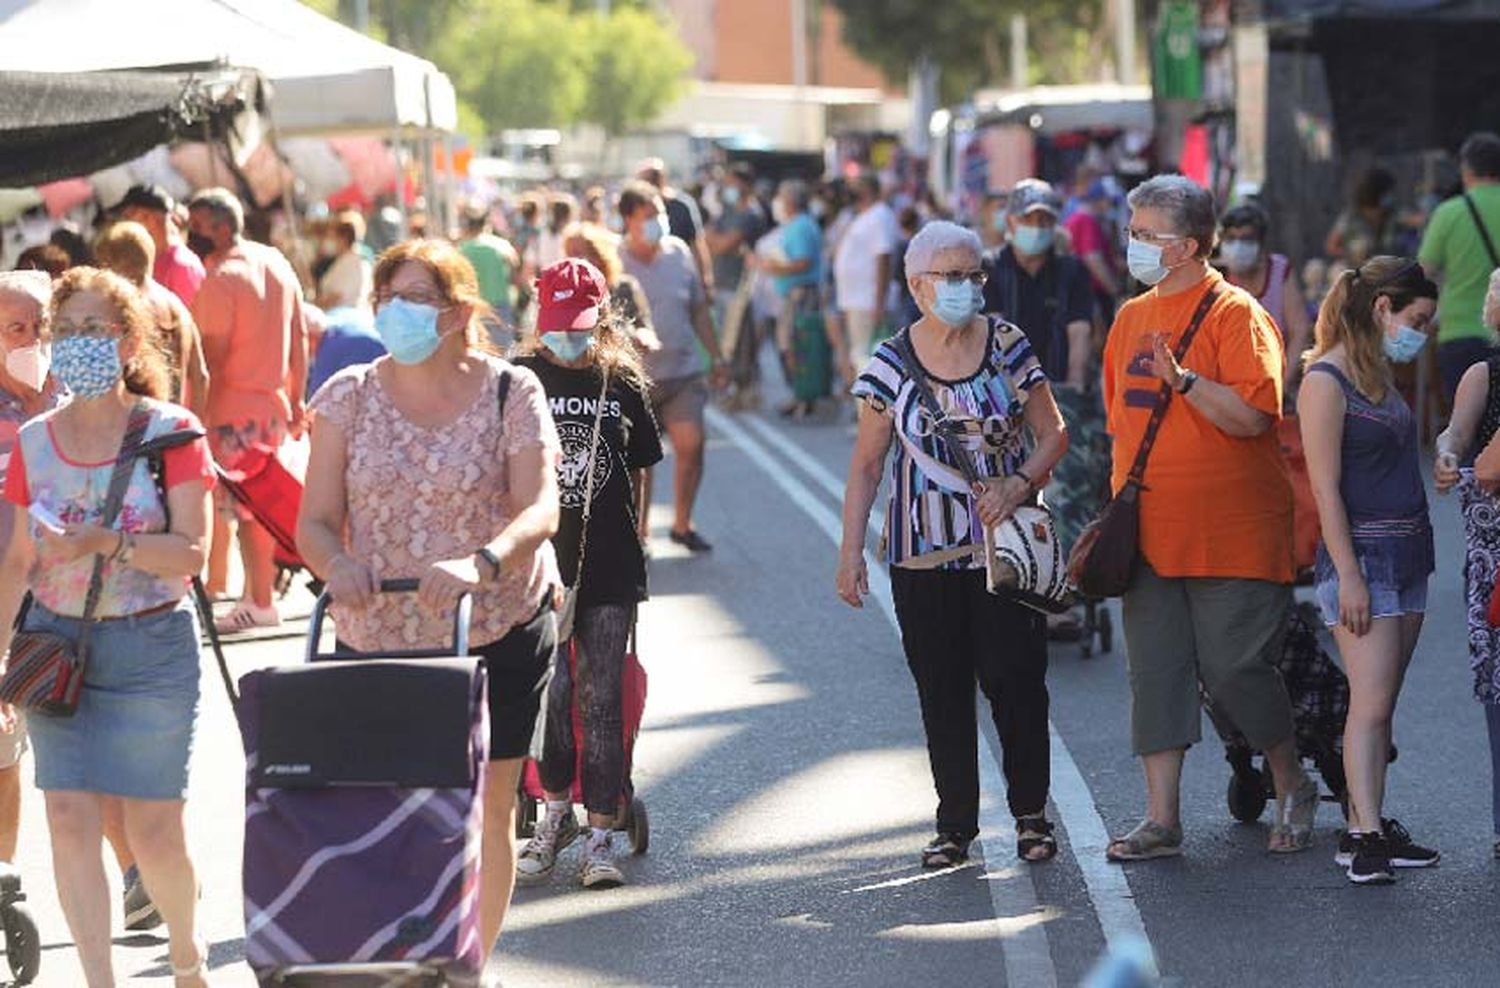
left=186, top=232, right=216, bottom=259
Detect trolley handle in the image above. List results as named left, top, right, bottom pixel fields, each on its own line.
left=306, top=578, right=472, bottom=663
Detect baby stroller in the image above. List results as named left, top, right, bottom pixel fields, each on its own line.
left=1203, top=601, right=1355, bottom=823
left=517, top=636, right=651, bottom=856
left=215, top=439, right=318, bottom=598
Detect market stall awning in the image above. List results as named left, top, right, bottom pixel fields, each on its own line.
left=0, top=0, right=457, bottom=136
left=0, top=67, right=261, bottom=188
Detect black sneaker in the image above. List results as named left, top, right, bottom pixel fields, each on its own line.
left=1334, top=830, right=1355, bottom=868
left=1345, top=831, right=1395, bottom=885
left=1382, top=818, right=1440, bottom=868
left=669, top=529, right=714, bottom=553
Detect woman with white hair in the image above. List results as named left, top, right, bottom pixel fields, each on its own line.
left=836, top=220, right=1068, bottom=867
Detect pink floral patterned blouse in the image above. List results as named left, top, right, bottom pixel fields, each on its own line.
left=309, top=355, right=561, bottom=651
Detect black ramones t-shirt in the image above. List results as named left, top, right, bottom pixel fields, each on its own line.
left=516, top=356, right=664, bottom=606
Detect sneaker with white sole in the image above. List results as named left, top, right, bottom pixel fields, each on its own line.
left=214, top=601, right=281, bottom=635
left=516, top=805, right=579, bottom=885
left=579, top=830, right=625, bottom=890
left=1345, top=831, right=1395, bottom=885
left=122, top=865, right=162, bottom=931
left=1381, top=817, right=1440, bottom=868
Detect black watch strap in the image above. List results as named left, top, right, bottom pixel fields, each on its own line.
left=476, top=547, right=501, bottom=580
left=1177, top=370, right=1199, bottom=395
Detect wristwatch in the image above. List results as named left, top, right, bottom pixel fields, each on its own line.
left=1176, top=370, right=1200, bottom=395
left=475, top=547, right=502, bottom=581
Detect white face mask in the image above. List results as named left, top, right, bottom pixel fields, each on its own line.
left=4, top=341, right=50, bottom=392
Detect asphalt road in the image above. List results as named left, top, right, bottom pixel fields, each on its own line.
left=13, top=373, right=1500, bottom=987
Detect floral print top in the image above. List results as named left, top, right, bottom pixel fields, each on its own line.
left=309, top=355, right=561, bottom=651
left=3, top=400, right=215, bottom=618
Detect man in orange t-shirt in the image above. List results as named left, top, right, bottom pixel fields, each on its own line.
left=1099, top=176, right=1315, bottom=864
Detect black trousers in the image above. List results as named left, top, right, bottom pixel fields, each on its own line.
left=889, top=566, right=1050, bottom=837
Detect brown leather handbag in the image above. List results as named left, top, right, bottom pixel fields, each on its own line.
left=1067, top=286, right=1220, bottom=598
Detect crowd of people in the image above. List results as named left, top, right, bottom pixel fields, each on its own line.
left=2, top=129, right=1500, bottom=983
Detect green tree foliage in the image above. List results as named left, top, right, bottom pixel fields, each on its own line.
left=827, top=0, right=1109, bottom=102
left=300, top=0, right=694, bottom=138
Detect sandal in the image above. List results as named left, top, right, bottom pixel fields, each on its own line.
left=1106, top=820, right=1183, bottom=862
left=1016, top=816, right=1058, bottom=862
left=920, top=832, right=972, bottom=869
left=1268, top=774, right=1319, bottom=854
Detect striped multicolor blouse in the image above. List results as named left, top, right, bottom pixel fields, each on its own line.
left=852, top=317, right=1047, bottom=570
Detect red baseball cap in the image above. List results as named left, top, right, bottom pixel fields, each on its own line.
left=536, top=258, right=608, bottom=334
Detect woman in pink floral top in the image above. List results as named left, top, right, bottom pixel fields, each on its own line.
left=0, top=268, right=216, bottom=988
left=299, top=239, right=561, bottom=966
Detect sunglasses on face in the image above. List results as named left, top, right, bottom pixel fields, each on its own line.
left=924, top=269, right=988, bottom=287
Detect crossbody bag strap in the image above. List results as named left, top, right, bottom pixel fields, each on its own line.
left=894, top=331, right=985, bottom=490
left=1123, top=284, right=1221, bottom=487
left=1466, top=193, right=1500, bottom=269
left=74, top=404, right=154, bottom=659
left=569, top=368, right=611, bottom=590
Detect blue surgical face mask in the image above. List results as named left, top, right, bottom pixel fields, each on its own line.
left=642, top=217, right=666, bottom=244
left=375, top=297, right=445, bottom=365
left=722, top=186, right=741, bottom=207
left=1382, top=322, right=1429, bottom=363
left=541, top=331, right=594, bottom=363
left=51, top=334, right=122, bottom=399
left=931, top=279, right=984, bottom=328
left=1219, top=238, right=1260, bottom=274
left=1012, top=224, right=1055, bottom=256
left=1127, top=237, right=1170, bottom=286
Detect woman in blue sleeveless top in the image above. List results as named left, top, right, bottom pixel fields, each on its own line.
left=1299, top=257, right=1440, bottom=885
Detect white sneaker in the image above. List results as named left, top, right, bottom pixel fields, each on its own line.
left=516, top=805, right=579, bottom=884
left=214, top=601, right=281, bottom=635
left=579, top=830, right=625, bottom=890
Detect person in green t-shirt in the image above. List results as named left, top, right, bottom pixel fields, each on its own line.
left=457, top=206, right=520, bottom=334
left=1419, top=131, right=1500, bottom=400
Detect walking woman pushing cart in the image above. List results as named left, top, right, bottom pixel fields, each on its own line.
left=298, top=239, right=562, bottom=975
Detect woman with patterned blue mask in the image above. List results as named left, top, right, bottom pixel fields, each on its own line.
left=300, top=239, right=564, bottom=958
left=838, top=220, right=1068, bottom=869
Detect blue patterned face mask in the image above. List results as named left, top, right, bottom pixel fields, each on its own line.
left=51, top=334, right=122, bottom=399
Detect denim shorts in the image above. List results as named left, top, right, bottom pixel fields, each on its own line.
left=23, top=600, right=202, bottom=799
left=1315, top=573, right=1429, bottom=628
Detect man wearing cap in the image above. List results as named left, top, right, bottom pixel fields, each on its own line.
left=0, top=270, right=63, bottom=870
left=982, top=180, right=1101, bottom=640
left=118, top=184, right=205, bottom=308
left=1063, top=175, right=1123, bottom=320
left=619, top=180, right=726, bottom=553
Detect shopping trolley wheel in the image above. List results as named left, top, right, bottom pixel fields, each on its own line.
left=627, top=797, right=650, bottom=856
left=2, top=900, right=40, bottom=985
left=1098, top=607, right=1114, bottom=654
left=1227, top=769, right=1269, bottom=823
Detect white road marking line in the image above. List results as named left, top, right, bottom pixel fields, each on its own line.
left=709, top=408, right=1058, bottom=988
left=717, top=407, right=1152, bottom=953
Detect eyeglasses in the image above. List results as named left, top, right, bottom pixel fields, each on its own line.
left=1125, top=229, right=1186, bottom=246
left=373, top=288, right=449, bottom=309
left=924, top=269, right=988, bottom=287
left=52, top=319, right=121, bottom=338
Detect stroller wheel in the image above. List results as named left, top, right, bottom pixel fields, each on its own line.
left=1227, top=771, right=1270, bottom=823
left=627, top=797, right=650, bottom=856
left=3, top=901, right=40, bottom=985
left=1098, top=607, right=1114, bottom=654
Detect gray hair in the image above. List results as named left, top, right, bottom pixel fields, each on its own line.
left=904, top=220, right=982, bottom=277
left=1126, top=175, right=1218, bottom=258
left=0, top=269, right=51, bottom=308
left=188, top=187, right=244, bottom=236
left=776, top=179, right=810, bottom=212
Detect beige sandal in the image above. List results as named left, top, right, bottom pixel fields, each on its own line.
left=1106, top=820, right=1183, bottom=862
left=1269, top=774, right=1319, bottom=853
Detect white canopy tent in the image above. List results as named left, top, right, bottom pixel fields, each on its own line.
left=0, top=0, right=457, bottom=136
